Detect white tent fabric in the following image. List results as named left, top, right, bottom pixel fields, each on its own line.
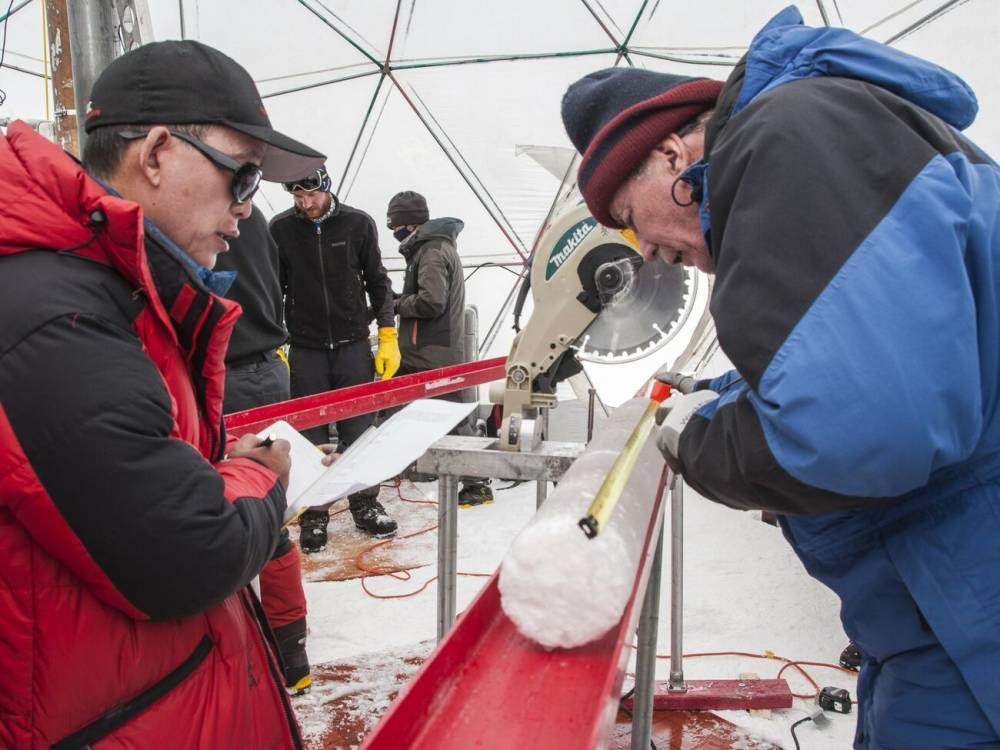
left=3, top=1, right=997, bottom=364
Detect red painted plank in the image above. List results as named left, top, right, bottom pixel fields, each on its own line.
left=224, top=356, right=506, bottom=437
left=361, top=467, right=669, bottom=750
left=622, top=680, right=793, bottom=711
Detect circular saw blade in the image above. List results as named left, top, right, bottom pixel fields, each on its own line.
left=574, top=259, right=694, bottom=362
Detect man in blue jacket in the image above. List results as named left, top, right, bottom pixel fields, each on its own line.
left=561, top=7, right=1000, bottom=748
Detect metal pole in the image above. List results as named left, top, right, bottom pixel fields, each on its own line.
left=669, top=475, right=686, bottom=691
left=631, top=513, right=664, bottom=750
left=536, top=409, right=549, bottom=508
left=587, top=387, right=596, bottom=442
left=45, top=0, right=78, bottom=156
left=66, top=0, right=118, bottom=151
left=814, top=0, right=832, bottom=26
left=437, top=474, right=459, bottom=641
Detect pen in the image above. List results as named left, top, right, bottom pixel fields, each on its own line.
left=259, top=433, right=277, bottom=448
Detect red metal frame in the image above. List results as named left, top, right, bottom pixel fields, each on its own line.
left=224, top=356, right=506, bottom=438
left=360, top=466, right=669, bottom=750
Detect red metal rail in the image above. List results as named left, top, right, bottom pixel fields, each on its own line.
left=361, top=467, right=669, bottom=750
left=224, top=356, right=506, bottom=438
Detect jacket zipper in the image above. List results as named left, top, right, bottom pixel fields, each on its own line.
left=315, top=224, right=336, bottom=349
left=240, top=589, right=305, bottom=750
left=52, top=636, right=213, bottom=749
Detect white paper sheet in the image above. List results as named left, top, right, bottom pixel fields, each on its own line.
left=258, top=399, right=476, bottom=523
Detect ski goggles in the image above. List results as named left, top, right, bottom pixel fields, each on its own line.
left=119, top=129, right=262, bottom=204
left=282, top=171, right=326, bottom=193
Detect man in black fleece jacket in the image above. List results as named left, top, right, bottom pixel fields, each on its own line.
left=270, top=167, right=399, bottom=547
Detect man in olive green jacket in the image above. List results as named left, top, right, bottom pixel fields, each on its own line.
left=387, top=191, right=492, bottom=506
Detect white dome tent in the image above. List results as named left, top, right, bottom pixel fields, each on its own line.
left=4, top=0, right=995, bottom=364
left=2, top=3, right=999, bottom=747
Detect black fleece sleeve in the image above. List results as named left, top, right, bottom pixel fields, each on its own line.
left=359, top=216, right=396, bottom=328
left=0, top=313, right=285, bottom=620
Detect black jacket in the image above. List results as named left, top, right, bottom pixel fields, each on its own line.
left=396, top=217, right=466, bottom=371
left=216, top=204, right=287, bottom=362
left=269, top=195, right=394, bottom=349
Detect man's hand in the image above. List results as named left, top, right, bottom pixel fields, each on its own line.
left=653, top=368, right=698, bottom=394
left=655, top=390, right=719, bottom=472
left=318, top=443, right=339, bottom=467
left=375, top=326, right=401, bottom=380
left=229, top=434, right=292, bottom=489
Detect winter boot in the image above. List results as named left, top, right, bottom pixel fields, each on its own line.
left=298, top=508, right=330, bottom=554
left=458, top=481, right=494, bottom=508
left=839, top=641, right=862, bottom=671
left=349, top=491, right=398, bottom=538
left=273, top=617, right=312, bottom=696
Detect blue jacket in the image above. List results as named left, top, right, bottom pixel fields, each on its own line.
left=675, top=6, right=1000, bottom=741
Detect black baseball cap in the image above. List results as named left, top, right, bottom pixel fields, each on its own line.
left=84, top=40, right=325, bottom=183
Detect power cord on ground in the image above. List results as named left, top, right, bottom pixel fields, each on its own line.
left=790, top=706, right=830, bottom=749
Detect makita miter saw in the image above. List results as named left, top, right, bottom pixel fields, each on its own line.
left=499, top=202, right=698, bottom=451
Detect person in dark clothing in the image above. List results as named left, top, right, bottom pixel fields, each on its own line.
left=387, top=191, right=493, bottom=506
left=219, top=204, right=290, bottom=411
left=270, top=167, right=399, bottom=547
left=216, top=203, right=312, bottom=695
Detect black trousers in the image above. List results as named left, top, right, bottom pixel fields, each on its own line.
left=289, top=339, right=375, bottom=448
left=223, top=349, right=290, bottom=414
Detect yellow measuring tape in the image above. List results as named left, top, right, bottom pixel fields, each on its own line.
left=578, top=398, right=660, bottom=539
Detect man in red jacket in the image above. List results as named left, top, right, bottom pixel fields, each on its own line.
left=0, top=40, right=323, bottom=748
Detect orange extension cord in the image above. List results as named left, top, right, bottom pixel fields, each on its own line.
left=350, top=479, right=490, bottom=600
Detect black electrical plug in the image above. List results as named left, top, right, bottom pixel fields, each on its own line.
left=818, top=686, right=852, bottom=714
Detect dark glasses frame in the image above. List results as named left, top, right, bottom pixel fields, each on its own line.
left=119, top=128, right=262, bottom=204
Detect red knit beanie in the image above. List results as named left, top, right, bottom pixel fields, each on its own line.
left=561, top=68, right=723, bottom=227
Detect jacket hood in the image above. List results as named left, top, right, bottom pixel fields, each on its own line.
left=0, top=121, right=240, bottom=366
left=0, top=122, right=149, bottom=285
left=400, top=217, right=464, bottom=255
left=731, top=5, right=977, bottom=130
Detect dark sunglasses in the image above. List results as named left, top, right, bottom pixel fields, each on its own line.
left=282, top=172, right=324, bottom=193
left=119, top=129, right=262, bottom=204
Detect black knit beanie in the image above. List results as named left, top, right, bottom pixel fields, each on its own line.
left=387, top=190, right=430, bottom=227
left=561, top=68, right=723, bottom=227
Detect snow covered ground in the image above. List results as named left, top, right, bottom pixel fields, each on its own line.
left=299, top=423, right=859, bottom=749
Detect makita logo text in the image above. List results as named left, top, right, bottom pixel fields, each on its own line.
left=546, top=219, right=596, bottom=280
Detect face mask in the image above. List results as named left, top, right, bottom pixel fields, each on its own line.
left=393, top=227, right=412, bottom=242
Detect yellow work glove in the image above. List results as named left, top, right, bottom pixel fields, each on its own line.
left=374, top=326, right=401, bottom=380
left=276, top=345, right=289, bottom=369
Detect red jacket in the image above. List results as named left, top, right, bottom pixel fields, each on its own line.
left=0, top=122, right=302, bottom=748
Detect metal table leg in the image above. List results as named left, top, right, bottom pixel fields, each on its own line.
left=631, top=510, right=665, bottom=750
left=669, top=476, right=687, bottom=692
left=437, top=474, right=459, bottom=642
